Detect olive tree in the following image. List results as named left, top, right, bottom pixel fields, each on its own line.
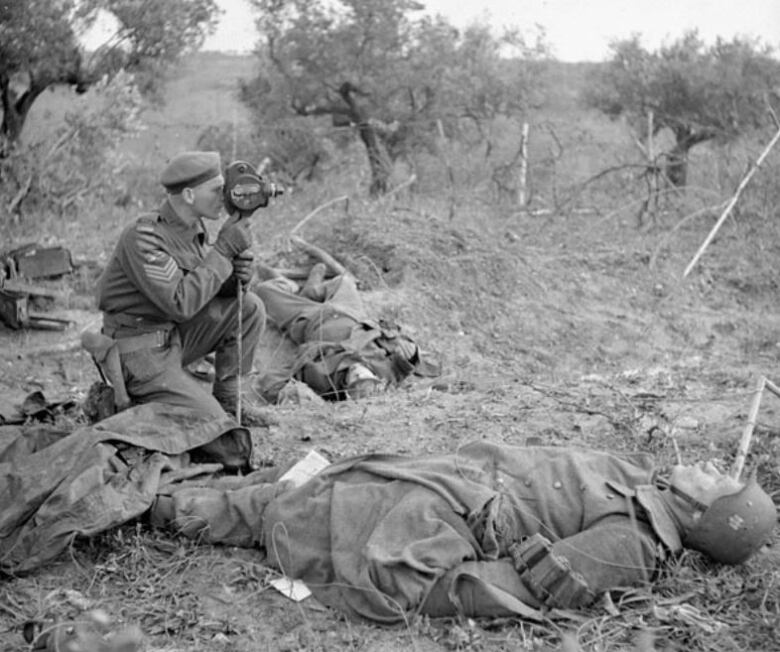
left=0, top=0, right=219, bottom=155
left=586, top=31, right=780, bottom=186
left=245, top=0, right=545, bottom=196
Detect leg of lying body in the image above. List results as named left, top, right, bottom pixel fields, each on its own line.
left=254, top=282, right=321, bottom=331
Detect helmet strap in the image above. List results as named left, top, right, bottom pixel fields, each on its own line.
left=656, top=477, right=710, bottom=513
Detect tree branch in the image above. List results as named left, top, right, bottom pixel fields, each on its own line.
left=289, top=235, right=347, bottom=276
left=289, top=195, right=350, bottom=236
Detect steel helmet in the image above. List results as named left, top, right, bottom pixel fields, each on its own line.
left=682, top=478, right=776, bottom=564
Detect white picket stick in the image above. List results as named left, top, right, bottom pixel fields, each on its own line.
left=731, top=376, right=765, bottom=480
left=683, top=124, right=780, bottom=278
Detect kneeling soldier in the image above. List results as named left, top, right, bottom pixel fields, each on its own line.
left=95, top=150, right=267, bottom=427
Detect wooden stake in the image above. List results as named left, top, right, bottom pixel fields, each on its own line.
left=763, top=378, right=780, bottom=399
left=516, top=122, right=529, bottom=207
left=436, top=119, right=456, bottom=220
left=231, top=107, right=238, bottom=161
left=236, top=283, right=243, bottom=425
left=647, top=110, right=655, bottom=162
left=290, top=195, right=349, bottom=236
left=670, top=435, right=682, bottom=465
left=683, top=124, right=780, bottom=278
left=731, top=376, right=766, bottom=479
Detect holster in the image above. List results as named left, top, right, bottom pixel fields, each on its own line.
left=80, top=330, right=131, bottom=410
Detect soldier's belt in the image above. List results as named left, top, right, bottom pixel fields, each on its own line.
left=114, top=329, right=172, bottom=354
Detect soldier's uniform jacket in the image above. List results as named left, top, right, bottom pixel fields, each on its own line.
left=97, top=200, right=233, bottom=335
left=261, top=442, right=682, bottom=620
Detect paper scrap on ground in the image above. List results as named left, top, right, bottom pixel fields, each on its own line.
left=269, top=451, right=327, bottom=602
left=270, top=577, right=312, bottom=602
left=279, top=449, right=330, bottom=487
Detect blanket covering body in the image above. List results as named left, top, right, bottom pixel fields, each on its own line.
left=0, top=403, right=250, bottom=574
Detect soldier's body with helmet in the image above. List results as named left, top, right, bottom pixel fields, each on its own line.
left=251, top=260, right=441, bottom=403
left=658, top=460, right=773, bottom=564
left=151, top=441, right=776, bottom=621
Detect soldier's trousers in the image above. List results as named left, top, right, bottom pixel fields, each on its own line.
left=254, top=273, right=366, bottom=344
left=118, top=292, right=265, bottom=417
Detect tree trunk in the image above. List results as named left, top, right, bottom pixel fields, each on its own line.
left=1, top=79, right=48, bottom=156
left=358, top=123, right=392, bottom=197
left=1, top=48, right=89, bottom=157
left=665, top=142, right=689, bottom=187
left=339, top=83, right=392, bottom=197
left=1, top=76, right=22, bottom=156
left=666, top=124, right=718, bottom=187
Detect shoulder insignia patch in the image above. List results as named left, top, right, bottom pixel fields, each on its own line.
left=134, top=222, right=164, bottom=256
left=136, top=223, right=156, bottom=235
left=144, top=250, right=167, bottom=264
left=135, top=212, right=160, bottom=230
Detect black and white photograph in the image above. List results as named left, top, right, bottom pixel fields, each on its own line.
left=2, top=1, right=780, bottom=650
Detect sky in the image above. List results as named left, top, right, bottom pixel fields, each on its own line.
left=201, top=0, right=780, bottom=62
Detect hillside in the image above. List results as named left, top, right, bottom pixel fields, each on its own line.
left=2, top=52, right=780, bottom=652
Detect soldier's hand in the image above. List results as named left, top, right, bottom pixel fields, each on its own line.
left=232, top=251, right=255, bottom=284
left=215, top=218, right=252, bottom=258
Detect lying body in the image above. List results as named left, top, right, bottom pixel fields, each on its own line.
left=153, top=441, right=776, bottom=622
left=252, top=269, right=439, bottom=402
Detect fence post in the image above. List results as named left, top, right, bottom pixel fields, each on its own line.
left=516, top=122, right=529, bottom=207
left=437, top=119, right=456, bottom=219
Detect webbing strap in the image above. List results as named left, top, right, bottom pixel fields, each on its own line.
left=656, top=477, right=709, bottom=513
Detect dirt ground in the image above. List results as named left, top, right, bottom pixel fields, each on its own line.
left=1, top=199, right=780, bottom=651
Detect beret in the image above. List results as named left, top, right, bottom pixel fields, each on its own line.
left=160, top=151, right=222, bottom=193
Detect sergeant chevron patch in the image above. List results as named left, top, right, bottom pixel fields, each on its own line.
left=143, top=255, right=178, bottom=283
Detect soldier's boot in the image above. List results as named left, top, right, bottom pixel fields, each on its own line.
left=82, top=381, right=118, bottom=423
